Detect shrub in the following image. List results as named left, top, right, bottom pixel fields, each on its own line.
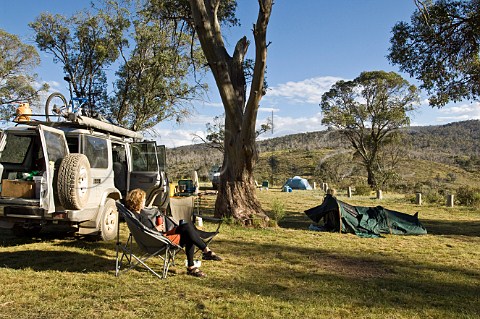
left=423, top=189, right=444, bottom=205
left=456, top=186, right=480, bottom=207
left=354, top=184, right=372, bottom=196
left=269, top=198, right=286, bottom=225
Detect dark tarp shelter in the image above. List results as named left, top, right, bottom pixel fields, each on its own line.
left=305, top=194, right=427, bottom=237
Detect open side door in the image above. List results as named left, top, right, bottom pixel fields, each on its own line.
left=129, top=141, right=162, bottom=195
left=156, top=145, right=167, bottom=171
left=37, top=125, right=70, bottom=213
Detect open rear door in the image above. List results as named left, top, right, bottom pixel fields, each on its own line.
left=37, top=125, right=70, bottom=213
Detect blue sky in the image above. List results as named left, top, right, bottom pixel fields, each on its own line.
left=2, top=0, right=479, bottom=147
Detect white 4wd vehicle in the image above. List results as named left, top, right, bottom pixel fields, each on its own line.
left=0, top=116, right=168, bottom=240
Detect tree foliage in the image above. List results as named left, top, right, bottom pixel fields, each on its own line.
left=321, top=71, right=419, bottom=188
left=29, top=6, right=129, bottom=113
left=29, top=0, right=210, bottom=131
left=0, top=29, right=48, bottom=120
left=388, top=0, right=480, bottom=106
left=111, top=5, right=207, bottom=131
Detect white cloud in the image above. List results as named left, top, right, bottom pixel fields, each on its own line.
left=199, top=101, right=223, bottom=108
left=258, top=107, right=280, bottom=113
left=265, top=76, right=345, bottom=105
left=436, top=102, right=480, bottom=122
left=148, top=127, right=204, bottom=148
left=257, top=112, right=326, bottom=139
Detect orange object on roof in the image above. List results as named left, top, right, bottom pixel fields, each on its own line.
left=15, top=103, right=32, bottom=122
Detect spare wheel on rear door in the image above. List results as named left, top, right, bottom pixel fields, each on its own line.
left=57, top=153, right=91, bottom=210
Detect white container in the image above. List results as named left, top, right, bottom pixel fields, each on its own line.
left=195, top=216, right=203, bottom=228
left=185, top=259, right=202, bottom=268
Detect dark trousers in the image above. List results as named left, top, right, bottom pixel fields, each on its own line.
left=175, top=222, right=207, bottom=267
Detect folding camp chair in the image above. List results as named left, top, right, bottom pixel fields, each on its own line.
left=115, top=202, right=183, bottom=279
left=169, top=196, right=222, bottom=250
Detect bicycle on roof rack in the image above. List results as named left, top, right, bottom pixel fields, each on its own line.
left=45, top=76, right=97, bottom=122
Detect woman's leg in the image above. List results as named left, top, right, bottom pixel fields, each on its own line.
left=184, top=241, right=195, bottom=267
left=175, top=222, right=207, bottom=268
left=175, top=222, right=207, bottom=251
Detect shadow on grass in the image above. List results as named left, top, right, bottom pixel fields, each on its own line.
left=0, top=227, right=117, bottom=252
left=422, top=219, right=480, bottom=237
left=0, top=228, right=79, bottom=247
left=0, top=249, right=113, bottom=272
left=278, top=211, right=311, bottom=230
left=208, top=238, right=480, bottom=316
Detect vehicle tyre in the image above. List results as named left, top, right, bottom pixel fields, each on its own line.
left=57, top=153, right=91, bottom=210
left=98, top=198, right=118, bottom=241
left=45, top=92, right=68, bottom=122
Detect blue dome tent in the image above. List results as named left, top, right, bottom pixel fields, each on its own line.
left=282, top=176, right=312, bottom=190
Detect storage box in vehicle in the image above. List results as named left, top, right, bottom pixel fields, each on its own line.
left=1, top=179, right=35, bottom=198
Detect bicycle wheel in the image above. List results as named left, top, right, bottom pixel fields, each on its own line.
left=45, top=92, right=68, bottom=122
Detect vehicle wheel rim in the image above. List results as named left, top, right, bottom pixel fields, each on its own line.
left=105, top=209, right=116, bottom=232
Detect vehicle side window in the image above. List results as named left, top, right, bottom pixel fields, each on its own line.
left=131, top=143, right=157, bottom=172
left=66, top=137, right=79, bottom=153
left=84, top=136, right=108, bottom=169
left=0, top=134, right=32, bottom=164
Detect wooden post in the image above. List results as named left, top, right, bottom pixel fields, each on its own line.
left=347, top=187, right=352, bottom=198
left=415, top=193, right=422, bottom=205
left=376, top=190, right=383, bottom=200
left=446, top=194, right=454, bottom=207
left=313, top=182, right=316, bottom=190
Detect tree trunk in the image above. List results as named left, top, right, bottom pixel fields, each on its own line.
left=188, top=0, right=272, bottom=225
left=214, top=111, right=267, bottom=224
left=366, top=165, right=377, bottom=190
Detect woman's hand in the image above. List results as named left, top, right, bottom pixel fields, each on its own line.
left=155, top=215, right=165, bottom=232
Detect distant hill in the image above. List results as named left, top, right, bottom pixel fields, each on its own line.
left=167, top=120, right=480, bottom=191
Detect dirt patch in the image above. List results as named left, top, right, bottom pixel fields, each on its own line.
left=316, top=255, right=395, bottom=279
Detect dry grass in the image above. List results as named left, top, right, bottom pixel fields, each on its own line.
left=0, top=189, right=479, bottom=319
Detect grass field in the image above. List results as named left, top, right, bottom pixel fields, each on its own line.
left=0, top=189, right=479, bottom=319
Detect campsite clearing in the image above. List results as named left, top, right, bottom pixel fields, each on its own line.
left=0, top=188, right=479, bottom=319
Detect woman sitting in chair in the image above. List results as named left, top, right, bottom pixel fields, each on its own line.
left=125, top=189, right=222, bottom=277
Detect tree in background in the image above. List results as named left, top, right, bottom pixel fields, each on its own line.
left=321, top=71, right=419, bottom=189
left=30, top=7, right=129, bottom=115
left=267, top=155, right=279, bottom=185
left=388, top=0, right=480, bottom=106
left=193, top=113, right=272, bottom=154
left=0, top=29, right=49, bottom=120
left=30, top=1, right=207, bottom=131
left=111, top=1, right=208, bottom=131
left=186, top=0, right=273, bottom=223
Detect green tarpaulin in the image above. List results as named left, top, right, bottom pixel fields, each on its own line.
left=305, top=194, right=427, bottom=237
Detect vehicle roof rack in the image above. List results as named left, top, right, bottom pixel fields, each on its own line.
left=14, top=113, right=144, bottom=141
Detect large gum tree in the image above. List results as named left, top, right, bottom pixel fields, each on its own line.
left=187, top=0, right=273, bottom=224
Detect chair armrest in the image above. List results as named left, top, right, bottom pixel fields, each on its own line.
left=193, top=213, right=223, bottom=224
